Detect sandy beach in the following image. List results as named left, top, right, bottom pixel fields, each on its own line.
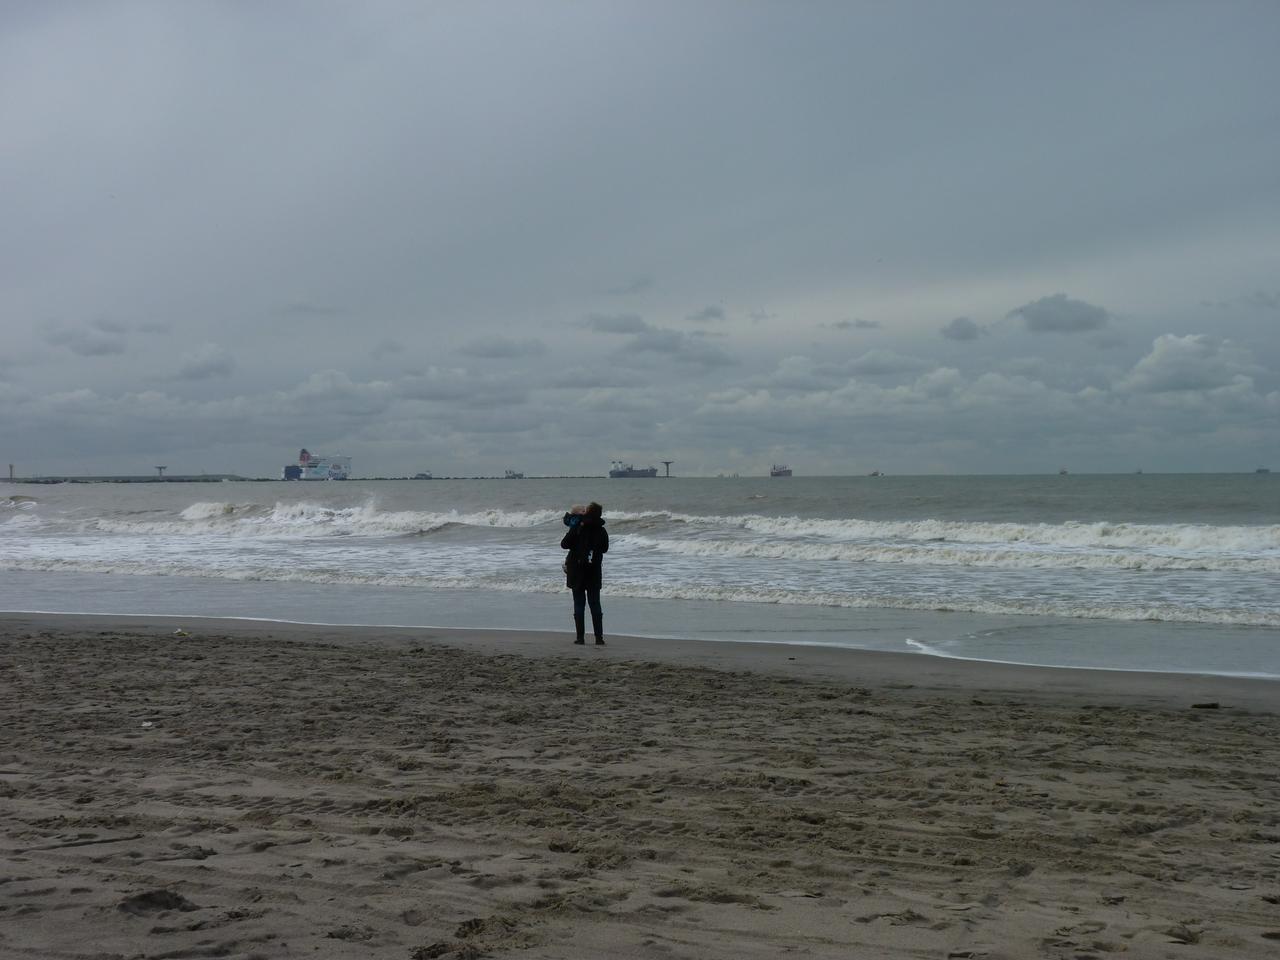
left=2, top=613, right=1278, bottom=959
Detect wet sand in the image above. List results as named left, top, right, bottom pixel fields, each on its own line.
left=2, top=612, right=1278, bottom=959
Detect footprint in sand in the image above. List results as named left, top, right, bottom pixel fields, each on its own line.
left=117, top=889, right=200, bottom=916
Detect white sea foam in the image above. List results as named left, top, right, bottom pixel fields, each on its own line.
left=623, top=532, right=1280, bottom=573
left=629, top=511, right=1280, bottom=554
left=0, top=498, right=43, bottom=531
left=86, top=501, right=564, bottom=538
left=1, top=554, right=1276, bottom=628
left=52, top=501, right=1280, bottom=566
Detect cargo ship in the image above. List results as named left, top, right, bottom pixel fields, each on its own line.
left=283, top=449, right=351, bottom=480
left=609, top=461, right=658, bottom=478
left=770, top=464, right=792, bottom=477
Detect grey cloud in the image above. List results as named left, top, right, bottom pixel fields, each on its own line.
left=136, top=320, right=173, bottom=334
left=8, top=374, right=398, bottom=458
left=396, top=367, right=527, bottom=408
left=1001, top=357, right=1052, bottom=379
left=444, top=406, right=544, bottom=434
left=941, top=316, right=982, bottom=341
left=749, top=309, right=778, bottom=323
left=1202, top=290, right=1280, bottom=311
left=915, top=367, right=966, bottom=399
left=459, top=336, right=547, bottom=358
left=628, top=326, right=682, bottom=353
left=1007, top=294, right=1110, bottom=333
left=568, top=388, right=664, bottom=416
left=370, top=338, right=404, bottom=360
left=6, top=390, right=262, bottom=462
left=584, top=313, right=648, bottom=334
left=1118, top=334, right=1253, bottom=393
left=547, top=367, right=646, bottom=389
left=584, top=312, right=732, bottom=364
left=854, top=319, right=881, bottom=329
left=629, top=326, right=735, bottom=367
left=45, top=324, right=127, bottom=356
left=846, top=349, right=932, bottom=376
left=278, top=301, right=341, bottom=318
left=999, top=355, right=1123, bottom=393
left=763, top=356, right=837, bottom=391
left=1243, top=291, right=1279, bottom=310
left=764, top=352, right=929, bottom=391
left=176, top=343, right=235, bottom=380
left=698, top=369, right=1109, bottom=459
left=686, top=305, right=726, bottom=324
left=604, top=276, right=654, bottom=296
left=395, top=367, right=474, bottom=402
left=276, top=370, right=393, bottom=416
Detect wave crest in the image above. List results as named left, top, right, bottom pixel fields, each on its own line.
left=623, top=533, right=1280, bottom=573
left=89, top=501, right=563, bottom=538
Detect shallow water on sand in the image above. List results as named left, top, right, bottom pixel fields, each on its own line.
left=2, top=570, right=1276, bottom=679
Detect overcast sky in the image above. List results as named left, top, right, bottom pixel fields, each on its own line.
left=3, top=0, right=1277, bottom=477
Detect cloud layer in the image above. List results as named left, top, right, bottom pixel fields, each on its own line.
left=2, top=3, right=1278, bottom=476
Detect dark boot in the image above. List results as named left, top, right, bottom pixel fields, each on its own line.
left=592, top=614, right=604, bottom=645
left=573, top=613, right=585, bottom=644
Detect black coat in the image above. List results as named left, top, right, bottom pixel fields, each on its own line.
left=561, top=517, right=608, bottom=591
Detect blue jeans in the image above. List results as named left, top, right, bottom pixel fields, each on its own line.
left=572, top=587, right=603, bottom=636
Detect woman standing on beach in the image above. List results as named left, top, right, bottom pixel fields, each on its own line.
left=561, top=501, right=608, bottom=645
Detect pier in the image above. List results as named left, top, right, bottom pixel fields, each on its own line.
left=2, top=474, right=249, bottom=484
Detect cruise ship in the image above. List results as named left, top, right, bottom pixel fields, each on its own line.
left=283, top=449, right=351, bottom=480
left=609, top=461, right=658, bottom=478
left=770, top=464, right=792, bottom=477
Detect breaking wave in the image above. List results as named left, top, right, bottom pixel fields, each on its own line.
left=30, top=499, right=1280, bottom=559
left=622, top=533, right=1280, bottom=573
left=614, top=511, right=1280, bottom=555
left=83, top=501, right=563, bottom=538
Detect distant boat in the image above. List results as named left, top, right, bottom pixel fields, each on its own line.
left=413, top=472, right=433, bottom=480
left=770, top=464, right=792, bottom=477
left=868, top=470, right=883, bottom=477
left=283, top=448, right=350, bottom=480
left=1058, top=467, right=1069, bottom=475
left=1258, top=467, right=1272, bottom=474
left=504, top=469, right=524, bottom=479
left=609, top=461, right=658, bottom=478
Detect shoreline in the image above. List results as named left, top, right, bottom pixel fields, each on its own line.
left=3, top=563, right=1277, bottom=680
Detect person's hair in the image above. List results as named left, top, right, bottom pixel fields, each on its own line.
left=586, top=501, right=603, bottom=519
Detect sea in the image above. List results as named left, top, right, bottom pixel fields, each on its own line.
left=2, top=473, right=1277, bottom=678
